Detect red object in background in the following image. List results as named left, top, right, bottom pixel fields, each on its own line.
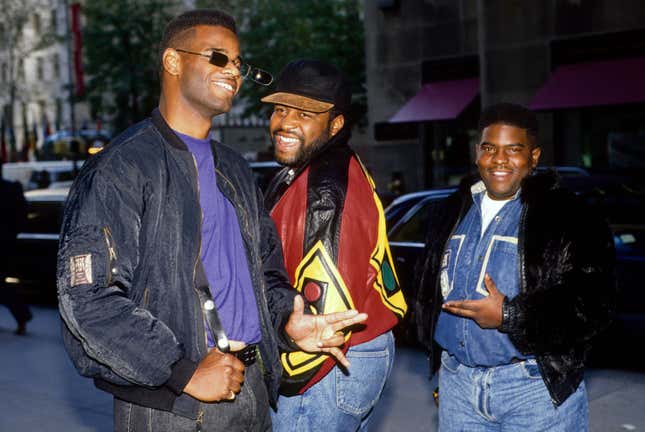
left=71, top=3, right=85, bottom=97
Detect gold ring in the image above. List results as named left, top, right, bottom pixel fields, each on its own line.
left=228, top=390, right=236, bottom=400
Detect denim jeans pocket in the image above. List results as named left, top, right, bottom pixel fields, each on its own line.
left=520, top=360, right=542, bottom=380
left=335, top=346, right=391, bottom=416
left=440, top=351, right=461, bottom=374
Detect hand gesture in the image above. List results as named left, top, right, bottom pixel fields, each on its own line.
left=183, top=349, right=245, bottom=402
left=285, top=295, right=368, bottom=368
left=441, top=273, right=504, bottom=329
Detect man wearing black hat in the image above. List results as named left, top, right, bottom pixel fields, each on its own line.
left=263, top=59, right=408, bottom=431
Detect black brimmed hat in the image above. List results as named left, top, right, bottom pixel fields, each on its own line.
left=261, top=59, right=351, bottom=113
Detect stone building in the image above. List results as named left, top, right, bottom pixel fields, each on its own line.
left=363, top=0, right=645, bottom=191
left=0, top=0, right=91, bottom=161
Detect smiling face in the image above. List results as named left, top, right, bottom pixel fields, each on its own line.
left=175, top=25, right=242, bottom=117
left=476, top=123, right=541, bottom=200
left=269, top=104, right=344, bottom=168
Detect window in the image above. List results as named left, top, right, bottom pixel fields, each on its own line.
left=52, top=53, right=60, bottom=79
left=33, top=13, right=41, bottom=35
left=390, top=199, right=440, bottom=243
left=50, top=9, right=58, bottom=33
left=18, top=59, right=25, bottom=80
left=36, top=57, right=44, bottom=80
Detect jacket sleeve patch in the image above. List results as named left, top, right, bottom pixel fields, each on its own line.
left=70, top=254, right=93, bottom=286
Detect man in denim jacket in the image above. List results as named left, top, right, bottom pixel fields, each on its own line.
left=57, top=10, right=365, bottom=432
left=415, top=103, right=615, bottom=431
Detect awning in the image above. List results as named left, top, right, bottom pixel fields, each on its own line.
left=389, top=78, right=480, bottom=123
left=529, top=57, right=645, bottom=110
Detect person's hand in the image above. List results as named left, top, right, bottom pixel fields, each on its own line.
left=285, top=295, right=368, bottom=368
left=441, top=273, right=504, bottom=329
left=183, top=349, right=245, bottom=402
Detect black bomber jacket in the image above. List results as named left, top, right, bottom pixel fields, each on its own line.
left=57, top=109, right=297, bottom=419
left=414, top=171, right=616, bottom=406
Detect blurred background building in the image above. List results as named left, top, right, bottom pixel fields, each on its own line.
left=0, top=0, right=92, bottom=161
left=364, top=0, right=645, bottom=190
left=4, top=0, right=645, bottom=194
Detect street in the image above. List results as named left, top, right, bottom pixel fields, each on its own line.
left=1, top=306, right=644, bottom=431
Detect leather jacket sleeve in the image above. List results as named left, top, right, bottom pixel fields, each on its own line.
left=499, top=194, right=616, bottom=355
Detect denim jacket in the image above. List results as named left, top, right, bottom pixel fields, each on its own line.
left=435, top=182, right=529, bottom=366
left=57, top=109, right=297, bottom=419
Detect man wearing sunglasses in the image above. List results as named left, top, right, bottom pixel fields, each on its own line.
left=57, top=10, right=365, bottom=432
left=262, top=59, right=408, bottom=431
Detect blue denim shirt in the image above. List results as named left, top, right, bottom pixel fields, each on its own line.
left=434, top=181, right=531, bottom=367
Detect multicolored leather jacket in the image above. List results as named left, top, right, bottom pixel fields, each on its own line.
left=264, top=127, right=407, bottom=395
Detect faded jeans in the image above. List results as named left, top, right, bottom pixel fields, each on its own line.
left=272, top=330, right=396, bottom=432
left=438, top=351, right=588, bottom=432
left=113, top=362, right=270, bottom=432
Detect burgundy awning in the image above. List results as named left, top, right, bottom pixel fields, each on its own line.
left=529, top=57, right=645, bottom=110
left=389, top=78, right=480, bottom=123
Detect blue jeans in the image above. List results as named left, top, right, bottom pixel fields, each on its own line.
left=114, top=362, right=270, bottom=432
left=272, top=331, right=395, bottom=432
left=438, top=351, right=588, bottom=431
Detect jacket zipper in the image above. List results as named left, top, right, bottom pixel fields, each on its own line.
left=102, top=226, right=117, bottom=286
left=190, top=154, right=207, bottom=423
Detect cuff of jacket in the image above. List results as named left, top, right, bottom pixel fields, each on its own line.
left=165, top=357, right=199, bottom=395
left=499, top=296, right=516, bottom=334
left=277, top=313, right=302, bottom=352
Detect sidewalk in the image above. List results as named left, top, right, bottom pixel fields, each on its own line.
left=1, top=306, right=644, bottom=431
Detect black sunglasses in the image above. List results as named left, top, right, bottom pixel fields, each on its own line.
left=174, top=49, right=273, bottom=86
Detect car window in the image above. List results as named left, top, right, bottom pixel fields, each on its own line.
left=390, top=198, right=443, bottom=243
left=385, top=198, right=424, bottom=230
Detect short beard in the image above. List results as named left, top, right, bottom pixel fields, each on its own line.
left=275, top=126, right=331, bottom=168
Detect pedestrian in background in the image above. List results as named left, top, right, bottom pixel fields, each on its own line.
left=0, top=164, right=32, bottom=335
left=415, top=102, right=615, bottom=431
left=263, top=59, right=408, bottom=431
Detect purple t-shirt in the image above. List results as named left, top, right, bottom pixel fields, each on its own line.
left=177, top=131, right=261, bottom=346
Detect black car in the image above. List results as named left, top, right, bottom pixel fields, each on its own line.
left=8, top=161, right=282, bottom=304
left=387, top=173, right=645, bottom=349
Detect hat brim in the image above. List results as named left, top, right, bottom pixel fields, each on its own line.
left=260, top=92, right=334, bottom=113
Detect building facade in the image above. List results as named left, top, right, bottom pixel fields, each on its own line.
left=0, top=0, right=91, bottom=162
left=364, top=0, right=645, bottom=190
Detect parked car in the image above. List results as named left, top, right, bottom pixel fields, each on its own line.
left=7, top=187, right=68, bottom=304
left=387, top=172, right=645, bottom=350
left=41, top=129, right=111, bottom=160
left=7, top=160, right=282, bottom=304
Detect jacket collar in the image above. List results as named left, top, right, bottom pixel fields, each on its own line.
left=459, top=169, right=561, bottom=206
left=151, top=108, right=221, bottom=168
left=151, top=108, right=188, bottom=151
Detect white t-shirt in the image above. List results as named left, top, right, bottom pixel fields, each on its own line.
left=480, top=193, right=511, bottom=237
